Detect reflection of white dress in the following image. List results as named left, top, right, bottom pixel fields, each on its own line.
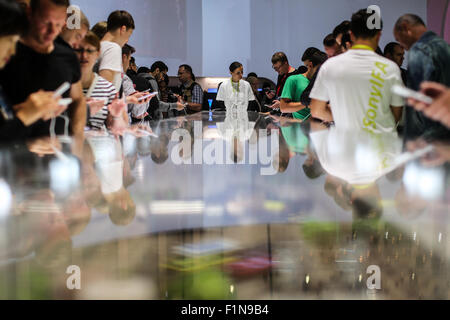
left=86, top=135, right=123, bottom=194
left=217, top=108, right=256, bottom=142
left=311, top=128, right=403, bottom=185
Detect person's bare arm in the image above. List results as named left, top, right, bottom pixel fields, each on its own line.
left=186, top=102, right=202, bottom=112
left=390, top=106, right=403, bottom=123
left=99, top=70, right=117, bottom=84
left=122, top=108, right=129, bottom=123
left=186, top=87, right=204, bottom=112
left=280, top=98, right=307, bottom=113
left=13, top=91, right=63, bottom=126
left=310, top=98, right=333, bottom=122
left=68, top=81, right=87, bottom=137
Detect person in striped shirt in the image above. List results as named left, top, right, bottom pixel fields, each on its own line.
left=75, top=32, right=121, bottom=130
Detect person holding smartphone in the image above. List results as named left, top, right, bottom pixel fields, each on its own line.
left=268, top=52, right=299, bottom=112
left=75, top=31, right=119, bottom=130
left=0, top=0, right=64, bottom=141
left=407, top=82, right=450, bottom=129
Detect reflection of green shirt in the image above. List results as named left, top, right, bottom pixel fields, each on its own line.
left=281, top=123, right=309, bottom=154
left=281, top=74, right=310, bottom=120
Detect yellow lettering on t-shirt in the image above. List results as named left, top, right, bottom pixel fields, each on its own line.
left=371, top=70, right=385, bottom=83
left=375, top=62, right=389, bottom=75
left=364, top=61, right=388, bottom=131
left=371, top=85, right=383, bottom=99
left=363, top=117, right=377, bottom=130
left=370, top=80, right=383, bottom=88
left=369, top=97, right=379, bottom=109
left=381, top=157, right=389, bottom=169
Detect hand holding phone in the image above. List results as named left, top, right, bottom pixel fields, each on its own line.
left=53, top=82, right=71, bottom=98
left=138, top=92, right=158, bottom=101
left=58, top=98, right=73, bottom=107
left=392, top=85, right=434, bottom=105
left=405, top=82, right=450, bottom=128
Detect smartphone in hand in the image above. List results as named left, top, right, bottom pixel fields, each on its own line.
left=392, top=85, right=433, bottom=105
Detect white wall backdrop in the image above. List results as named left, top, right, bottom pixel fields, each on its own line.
left=72, top=0, right=427, bottom=82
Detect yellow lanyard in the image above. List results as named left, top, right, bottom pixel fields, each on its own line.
left=352, top=183, right=375, bottom=190
left=351, top=44, right=374, bottom=51
left=231, top=79, right=240, bottom=93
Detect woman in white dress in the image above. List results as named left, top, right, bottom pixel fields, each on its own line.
left=216, top=62, right=258, bottom=113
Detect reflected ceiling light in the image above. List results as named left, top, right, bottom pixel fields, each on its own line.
left=135, top=159, right=145, bottom=182
left=205, top=205, right=224, bottom=217
left=355, top=145, right=377, bottom=173
left=19, top=201, right=61, bottom=214
left=50, top=158, right=80, bottom=195
left=403, top=163, right=445, bottom=200
left=0, top=179, right=12, bottom=219
left=150, top=201, right=204, bottom=215
left=203, top=128, right=222, bottom=140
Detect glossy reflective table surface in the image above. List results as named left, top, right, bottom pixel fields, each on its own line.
left=0, top=111, right=448, bottom=300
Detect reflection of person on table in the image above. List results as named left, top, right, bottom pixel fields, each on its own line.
left=324, top=175, right=383, bottom=220
left=4, top=189, right=79, bottom=268
left=86, top=132, right=136, bottom=226
left=310, top=122, right=403, bottom=185
left=217, top=107, right=257, bottom=164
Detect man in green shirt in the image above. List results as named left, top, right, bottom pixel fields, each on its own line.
left=280, top=122, right=309, bottom=154
left=280, top=74, right=310, bottom=120
left=280, top=49, right=328, bottom=120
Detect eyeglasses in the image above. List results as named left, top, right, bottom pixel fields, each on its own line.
left=74, top=48, right=98, bottom=55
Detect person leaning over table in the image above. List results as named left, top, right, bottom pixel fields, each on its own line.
left=0, top=0, right=87, bottom=139
left=74, top=31, right=121, bottom=130
left=0, top=0, right=64, bottom=142
left=176, top=64, right=204, bottom=115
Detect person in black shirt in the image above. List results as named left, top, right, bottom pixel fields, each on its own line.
left=0, top=0, right=63, bottom=142
left=267, top=52, right=299, bottom=112
left=323, top=33, right=342, bottom=58
left=300, top=51, right=328, bottom=108
left=127, top=57, right=138, bottom=76
left=57, top=9, right=90, bottom=49
left=384, top=42, right=407, bottom=84
left=0, top=0, right=86, bottom=139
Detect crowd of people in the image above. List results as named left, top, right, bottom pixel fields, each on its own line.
left=0, top=0, right=449, bottom=143
left=0, top=0, right=448, bottom=263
